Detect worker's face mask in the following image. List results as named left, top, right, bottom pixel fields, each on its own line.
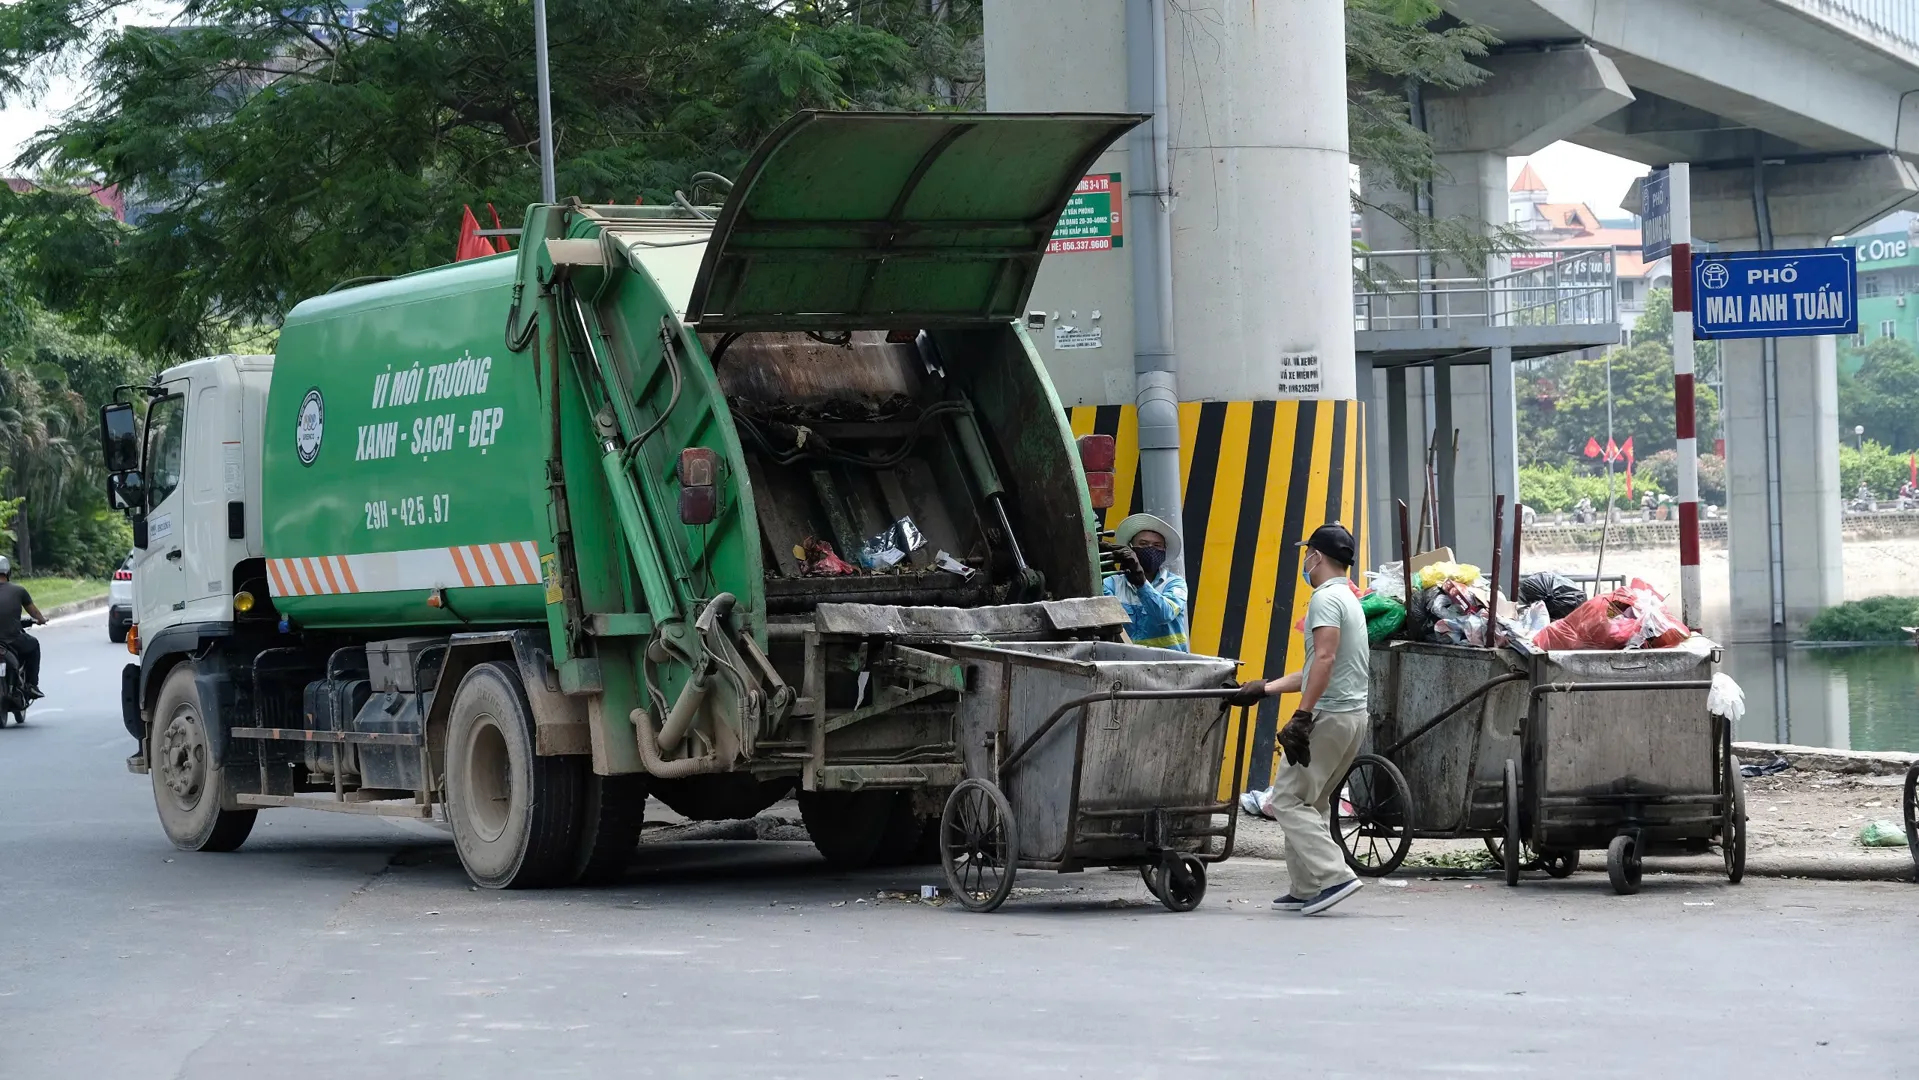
left=1301, top=552, right=1318, bottom=587
left=1133, top=544, right=1166, bottom=579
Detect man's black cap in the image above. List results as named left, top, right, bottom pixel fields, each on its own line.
left=1300, top=522, right=1356, bottom=567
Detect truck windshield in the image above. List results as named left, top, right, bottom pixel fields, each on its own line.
left=145, top=394, right=186, bottom=507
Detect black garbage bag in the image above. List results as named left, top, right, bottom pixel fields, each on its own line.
left=1404, top=584, right=1439, bottom=642
left=1519, top=572, right=1587, bottom=620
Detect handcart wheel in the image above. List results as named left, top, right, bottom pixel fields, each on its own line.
left=1540, top=849, right=1579, bottom=878
left=1331, top=754, right=1412, bottom=877
left=939, top=779, right=1019, bottom=913
left=1149, top=856, right=1207, bottom=912
left=1502, top=759, right=1522, bottom=888
left=1723, top=755, right=1747, bottom=884
left=1482, top=837, right=1545, bottom=873
left=1606, top=834, right=1642, bottom=895
left=1904, top=762, right=1919, bottom=881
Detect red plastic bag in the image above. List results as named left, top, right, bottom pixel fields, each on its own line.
left=1531, top=594, right=1639, bottom=651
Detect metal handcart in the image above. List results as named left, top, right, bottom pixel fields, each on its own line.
left=935, top=642, right=1250, bottom=913
left=1332, top=638, right=1748, bottom=895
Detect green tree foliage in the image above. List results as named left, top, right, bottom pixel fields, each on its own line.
left=1515, top=289, right=1720, bottom=468
left=1636, top=448, right=1726, bottom=506
left=0, top=0, right=983, bottom=359
left=1838, top=439, right=1913, bottom=500
left=1838, top=336, right=1919, bottom=453
left=1519, top=462, right=1663, bottom=514
left=1346, top=0, right=1514, bottom=267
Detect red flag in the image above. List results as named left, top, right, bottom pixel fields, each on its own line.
left=1622, top=436, right=1635, bottom=463
left=455, top=205, right=498, bottom=261
left=1605, top=437, right=1620, bottom=462
left=486, top=203, right=511, bottom=252
left=1909, top=453, right=1915, bottom=486
left=1625, top=468, right=1634, bottom=500
left=1584, top=437, right=1601, bottom=458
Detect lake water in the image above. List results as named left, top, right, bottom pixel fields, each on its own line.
left=1720, top=642, right=1919, bottom=752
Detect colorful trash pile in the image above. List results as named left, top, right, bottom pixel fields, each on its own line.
left=1359, top=559, right=1694, bottom=653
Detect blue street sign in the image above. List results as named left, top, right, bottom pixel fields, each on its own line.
left=1640, top=169, right=1671, bottom=261
left=1691, top=247, right=1857, bottom=340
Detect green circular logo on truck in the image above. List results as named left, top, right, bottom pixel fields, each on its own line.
left=296, top=387, right=325, bottom=466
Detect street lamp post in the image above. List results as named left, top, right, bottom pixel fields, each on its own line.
left=1856, top=424, right=1865, bottom=450
left=533, top=0, right=557, bottom=203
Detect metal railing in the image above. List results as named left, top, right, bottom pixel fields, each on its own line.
left=1353, top=247, right=1618, bottom=334
left=1783, top=0, right=1919, bottom=63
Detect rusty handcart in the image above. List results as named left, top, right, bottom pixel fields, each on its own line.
left=935, top=642, right=1250, bottom=913
left=1332, top=638, right=1748, bottom=895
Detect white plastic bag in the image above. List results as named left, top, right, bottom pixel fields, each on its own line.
left=1367, top=562, right=1406, bottom=602
left=1708, top=673, right=1746, bottom=723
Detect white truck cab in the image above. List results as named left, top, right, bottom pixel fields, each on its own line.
left=128, top=354, right=274, bottom=647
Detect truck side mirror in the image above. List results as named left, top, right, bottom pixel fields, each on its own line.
left=100, top=402, right=140, bottom=473
left=678, top=447, right=718, bottom=526
left=107, top=469, right=147, bottom=513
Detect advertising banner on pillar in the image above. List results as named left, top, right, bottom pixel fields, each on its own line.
left=1640, top=169, right=1671, bottom=261
left=1690, top=247, right=1857, bottom=340
left=1046, top=173, right=1123, bottom=254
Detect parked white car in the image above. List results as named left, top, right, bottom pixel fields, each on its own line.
left=108, top=552, right=134, bottom=644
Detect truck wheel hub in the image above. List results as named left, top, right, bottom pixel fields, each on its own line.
left=159, top=713, right=207, bottom=804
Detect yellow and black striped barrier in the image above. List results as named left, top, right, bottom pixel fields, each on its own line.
left=1068, top=399, right=1366, bottom=794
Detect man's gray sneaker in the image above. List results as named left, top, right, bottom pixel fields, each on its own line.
left=1271, top=894, right=1306, bottom=911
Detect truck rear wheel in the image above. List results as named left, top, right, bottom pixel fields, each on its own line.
left=798, top=790, right=893, bottom=870
left=875, top=792, right=939, bottom=866
left=445, top=661, right=581, bottom=889
left=570, top=772, right=648, bottom=886
left=151, top=664, right=256, bottom=852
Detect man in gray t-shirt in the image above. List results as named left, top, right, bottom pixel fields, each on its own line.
left=1227, top=522, right=1369, bottom=915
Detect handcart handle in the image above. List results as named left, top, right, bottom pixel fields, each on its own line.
left=1381, top=671, right=1527, bottom=758
left=1528, top=679, right=1714, bottom=698
left=998, top=686, right=1241, bottom=776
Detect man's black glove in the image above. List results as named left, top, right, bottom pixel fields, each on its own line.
left=1226, top=678, right=1269, bottom=707
left=1112, top=545, right=1146, bottom=585
left=1277, top=709, right=1316, bottom=769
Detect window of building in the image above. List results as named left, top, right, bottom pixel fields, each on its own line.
left=1854, top=333, right=1868, bottom=348
left=1618, top=279, right=1637, bottom=304
left=1862, top=273, right=1884, bottom=298
left=1882, top=320, right=1898, bottom=339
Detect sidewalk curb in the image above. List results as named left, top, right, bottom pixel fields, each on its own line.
left=1734, top=740, right=1917, bottom=776
left=1225, top=843, right=1917, bottom=883
left=43, top=595, right=108, bottom=621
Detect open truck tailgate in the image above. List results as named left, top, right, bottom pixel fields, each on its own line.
left=686, top=110, right=1146, bottom=332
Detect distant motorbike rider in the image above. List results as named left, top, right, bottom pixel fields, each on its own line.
left=0, top=556, right=48, bottom=698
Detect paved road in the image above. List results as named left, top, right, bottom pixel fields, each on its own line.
left=4, top=611, right=1917, bottom=1079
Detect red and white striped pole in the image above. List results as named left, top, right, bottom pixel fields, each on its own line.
left=1669, top=163, right=1701, bottom=628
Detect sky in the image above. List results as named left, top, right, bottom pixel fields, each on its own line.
left=0, top=1, right=178, bottom=174
left=1507, top=141, right=1651, bottom=221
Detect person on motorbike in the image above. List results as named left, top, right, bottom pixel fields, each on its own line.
left=0, top=556, right=48, bottom=699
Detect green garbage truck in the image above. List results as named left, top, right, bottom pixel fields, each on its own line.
left=99, top=111, right=1148, bottom=888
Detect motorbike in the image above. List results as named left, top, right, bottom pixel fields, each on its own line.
left=0, top=619, right=36, bottom=726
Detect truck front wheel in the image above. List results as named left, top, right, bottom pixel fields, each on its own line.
left=445, top=661, right=581, bottom=889
left=151, top=665, right=257, bottom=852
left=798, top=790, right=894, bottom=870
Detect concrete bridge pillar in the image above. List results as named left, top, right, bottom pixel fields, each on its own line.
left=1362, top=47, right=1631, bottom=569
left=1671, top=157, right=1919, bottom=639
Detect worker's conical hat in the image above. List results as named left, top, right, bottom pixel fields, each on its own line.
left=1114, top=513, right=1181, bottom=561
